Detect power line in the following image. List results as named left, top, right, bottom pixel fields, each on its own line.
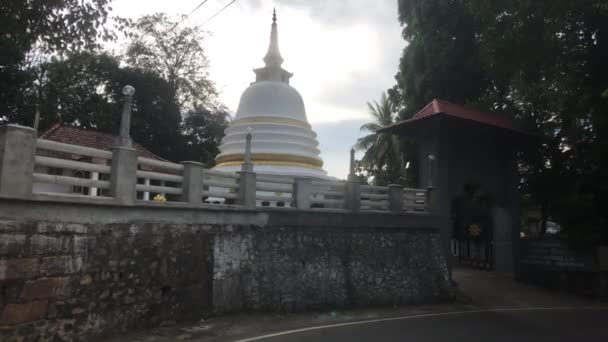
left=196, top=0, right=238, bottom=29
left=169, top=0, right=211, bottom=31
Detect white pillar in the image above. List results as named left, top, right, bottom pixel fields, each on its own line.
left=143, top=178, right=150, bottom=201
left=90, top=171, right=99, bottom=197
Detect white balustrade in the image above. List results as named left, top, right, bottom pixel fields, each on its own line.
left=33, top=140, right=113, bottom=198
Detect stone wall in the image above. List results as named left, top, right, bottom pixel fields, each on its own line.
left=0, top=198, right=451, bottom=341
left=214, top=226, right=450, bottom=312
left=0, top=220, right=213, bottom=341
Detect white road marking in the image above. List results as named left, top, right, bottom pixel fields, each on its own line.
left=233, top=306, right=608, bottom=341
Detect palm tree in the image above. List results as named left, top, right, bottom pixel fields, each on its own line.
left=355, top=92, right=405, bottom=185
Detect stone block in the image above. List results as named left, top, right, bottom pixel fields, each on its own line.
left=21, top=277, right=71, bottom=300
left=0, top=234, right=26, bottom=256
left=35, top=222, right=87, bottom=234
left=0, top=301, right=48, bottom=325
left=39, top=256, right=83, bottom=276
left=29, top=235, right=70, bottom=255
left=0, top=258, right=39, bottom=280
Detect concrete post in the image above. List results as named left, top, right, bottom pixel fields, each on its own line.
left=181, top=161, right=204, bottom=205
left=388, top=184, right=403, bottom=212
left=0, top=125, right=37, bottom=198
left=344, top=180, right=360, bottom=212
left=110, top=146, right=137, bottom=205
left=237, top=171, right=256, bottom=209
left=425, top=187, right=435, bottom=213
left=241, top=129, right=254, bottom=172
left=294, top=178, right=312, bottom=209
left=116, top=85, right=135, bottom=147
left=348, top=148, right=356, bottom=180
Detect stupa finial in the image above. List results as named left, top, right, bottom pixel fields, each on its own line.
left=253, top=9, right=293, bottom=84
left=264, top=9, right=283, bottom=67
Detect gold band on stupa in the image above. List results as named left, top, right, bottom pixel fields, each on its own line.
left=215, top=153, right=323, bottom=168
left=230, top=116, right=311, bottom=129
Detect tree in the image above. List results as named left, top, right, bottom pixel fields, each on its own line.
left=392, top=0, right=608, bottom=244
left=125, top=13, right=217, bottom=109
left=181, top=108, right=230, bottom=166
left=389, top=0, right=487, bottom=120
left=0, top=0, right=122, bottom=123
left=355, top=93, right=409, bottom=186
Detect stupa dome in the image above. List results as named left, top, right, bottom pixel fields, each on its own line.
left=214, top=10, right=327, bottom=178
left=236, top=81, right=307, bottom=122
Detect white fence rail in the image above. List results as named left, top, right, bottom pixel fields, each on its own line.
left=136, top=157, right=183, bottom=202
left=33, top=140, right=113, bottom=199
left=360, top=185, right=390, bottom=211
left=255, top=174, right=294, bottom=208
left=310, top=180, right=345, bottom=209
left=403, top=188, right=427, bottom=212
left=3, top=127, right=433, bottom=214
left=203, top=169, right=239, bottom=205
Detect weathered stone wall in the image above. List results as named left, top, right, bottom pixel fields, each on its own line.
left=213, top=226, right=451, bottom=312
left=0, top=199, right=451, bottom=341
left=0, top=220, right=213, bottom=342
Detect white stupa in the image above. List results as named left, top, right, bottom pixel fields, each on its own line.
left=214, top=10, right=327, bottom=178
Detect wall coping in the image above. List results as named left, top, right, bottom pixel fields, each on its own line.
left=0, top=196, right=439, bottom=230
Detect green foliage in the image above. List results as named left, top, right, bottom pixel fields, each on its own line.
left=355, top=93, right=411, bottom=186
left=0, top=9, right=228, bottom=166
left=0, top=0, right=122, bottom=124
left=125, top=13, right=217, bottom=109
left=392, top=0, right=608, bottom=244
left=181, top=108, right=230, bottom=166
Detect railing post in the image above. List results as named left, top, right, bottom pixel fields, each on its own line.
left=344, top=181, right=360, bottom=212
left=388, top=184, right=403, bottom=213
left=237, top=171, right=256, bottom=208
left=0, top=124, right=37, bottom=198
left=236, top=128, right=256, bottom=208
left=294, top=178, right=312, bottom=209
left=426, top=187, right=434, bottom=213
left=426, top=154, right=436, bottom=213
left=110, top=147, right=137, bottom=205
left=345, top=147, right=360, bottom=211
left=181, top=161, right=204, bottom=205
left=110, top=85, right=137, bottom=205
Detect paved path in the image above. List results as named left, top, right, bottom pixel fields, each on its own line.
left=107, top=268, right=607, bottom=342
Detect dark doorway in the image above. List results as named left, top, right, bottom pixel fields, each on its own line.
left=451, top=184, right=494, bottom=270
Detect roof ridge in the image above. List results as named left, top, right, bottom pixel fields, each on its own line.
left=39, top=123, right=61, bottom=139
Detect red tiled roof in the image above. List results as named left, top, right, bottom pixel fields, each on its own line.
left=382, top=99, right=524, bottom=133
left=39, top=124, right=165, bottom=161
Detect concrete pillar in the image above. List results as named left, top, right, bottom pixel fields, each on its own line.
left=237, top=171, right=256, bottom=209
left=110, top=146, right=137, bottom=205
left=143, top=178, right=150, bottom=200
left=344, top=180, right=360, bottom=212
left=294, top=178, right=312, bottom=209
left=90, top=171, right=99, bottom=197
left=0, top=124, right=37, bottom=198
left=116, top=85, right=135, bottom=147
left=181, top=161, right=204, bottom=205
left=388, top=184, right=403, bottom=212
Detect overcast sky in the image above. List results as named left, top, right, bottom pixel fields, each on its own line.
left=112, top=0, right=404, bottom=178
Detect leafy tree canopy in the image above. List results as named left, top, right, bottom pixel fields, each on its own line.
left=125, top=13, right=217, bottom=110
left=391, top=0, right=608, bottom=243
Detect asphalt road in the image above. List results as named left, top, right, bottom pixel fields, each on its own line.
left=235, top=307, right=608, bottom=342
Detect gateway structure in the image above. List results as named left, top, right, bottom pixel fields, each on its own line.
left=214, top=11, right=327, bottom=179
